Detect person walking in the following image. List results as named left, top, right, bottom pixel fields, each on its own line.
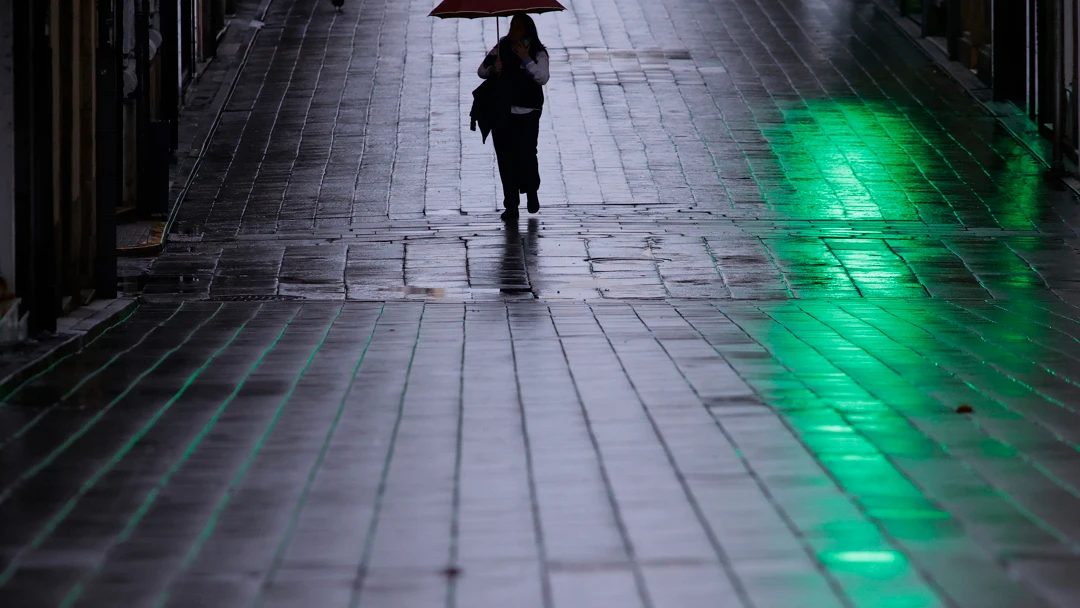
left=477, top=14, right=550, bottom=221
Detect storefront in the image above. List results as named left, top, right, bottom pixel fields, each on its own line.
left=2, top=0, right=235, bottom=338
left=180, top=0, right=230, bottom=87
left=1, top=0, right=16, bottom=341
left=901, top=0, right=992, bottom=84
left=898, top=0, right=1080, bottom=169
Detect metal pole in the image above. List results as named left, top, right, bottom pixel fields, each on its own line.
left=96, top=0, right=119, bottom=299
left=1051, top=0, right=1065, bottom=173
left=161, top=0, right=179, bottom=150
left=1029, top=0, right=1038, bottom=120
left=12, top=0, right=35, bottom=328
left=135, top=0, right=152, bottom=215
left=947, top=0, right=961, bottom=61
left=1074, top=0, right=1079, bottom=148
left=56, top=0, right=74, bottom=307
left=14, top=0, right=57, bottom=333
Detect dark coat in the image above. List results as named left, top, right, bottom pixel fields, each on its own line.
left=470, top=78, right=509, bottom=144
left=499, top=38, right=544, bottom=110
left=470, top=55, right=515, bottom=144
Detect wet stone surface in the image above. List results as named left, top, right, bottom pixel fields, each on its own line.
left=7, top=0, right=1080, bottom=605
left=136, top=0, right=1080, bottom=302
left=4, top=300, right=1080, bottom=607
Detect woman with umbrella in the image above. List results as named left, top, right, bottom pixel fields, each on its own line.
left=476, top=13, right=550, bottom=221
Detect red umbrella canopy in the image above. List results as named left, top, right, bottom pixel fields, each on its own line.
left=429, top=0, right=566, bottom=19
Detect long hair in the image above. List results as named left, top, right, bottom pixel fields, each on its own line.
left=499, top=13, right=547, bottom=67
left=515, top=13, right=547, bottom=59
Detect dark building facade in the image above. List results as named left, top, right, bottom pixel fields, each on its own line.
left=900, top=0, right=1079, bottom=168
left=0, top=0, right=235, bottom=342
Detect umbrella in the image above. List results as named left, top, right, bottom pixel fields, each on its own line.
left=429, top=0, right=565, bottom=39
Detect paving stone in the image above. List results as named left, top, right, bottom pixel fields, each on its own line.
left=125, top=0, right=1079, bottom=303
left=4, top=300, right=1080, bottom=606
left=8, top=0, right=1080, bottom=605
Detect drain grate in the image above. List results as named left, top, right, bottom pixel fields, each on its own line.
left=205, top=294, right=305, bottom=302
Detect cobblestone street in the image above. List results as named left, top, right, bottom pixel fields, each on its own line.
left=3, top=0, right=1080, bottom=605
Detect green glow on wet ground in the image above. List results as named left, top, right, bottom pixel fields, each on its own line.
left=749, top=100, right=1060, bottom=297
left=821, top=550, right=905, bottom=564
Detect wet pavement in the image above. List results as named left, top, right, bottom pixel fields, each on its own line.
left=142, top=0, right=1080, bottom=302
left=6, top=0, right=1080, bottom=605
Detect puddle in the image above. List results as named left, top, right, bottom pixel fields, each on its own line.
left=380, top=286, right=448, bottom=297
left=375, top=286, right=540, bottom=299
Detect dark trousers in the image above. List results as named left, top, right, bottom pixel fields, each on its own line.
left=492, top=110, right=541, bottom=208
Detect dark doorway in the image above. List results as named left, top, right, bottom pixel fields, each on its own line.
left=181, top=0, right=195, bottom=86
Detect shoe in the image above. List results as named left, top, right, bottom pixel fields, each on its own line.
left=527, top=192, right=540, bottom=213
left=501, top=207, right=519, bottom=221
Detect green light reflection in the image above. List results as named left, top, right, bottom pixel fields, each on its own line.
left=756, top=100, right=1054, bottom=295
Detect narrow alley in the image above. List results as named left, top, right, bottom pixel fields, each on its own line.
left=2, top=0, right=1080, bottom=605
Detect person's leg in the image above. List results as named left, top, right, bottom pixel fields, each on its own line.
left=492, top=125, right=519, bottom=213
left=516, top=110, right=542, bottom=212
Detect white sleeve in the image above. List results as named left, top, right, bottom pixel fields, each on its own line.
left=524, top=51, right=549, bottom=85
left=477, top=45, right=499, bottom=78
